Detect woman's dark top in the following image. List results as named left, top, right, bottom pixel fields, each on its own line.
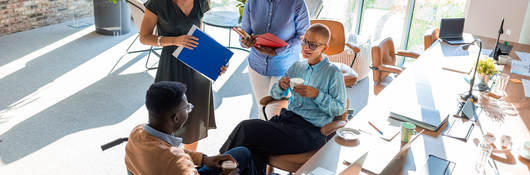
left=144, top=0, right=215, bottom=143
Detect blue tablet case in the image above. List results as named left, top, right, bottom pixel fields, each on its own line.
left=172, top=25, right=233, bottom=81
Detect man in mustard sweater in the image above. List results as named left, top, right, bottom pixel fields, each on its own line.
left=125, top=81, right=256, bottom=175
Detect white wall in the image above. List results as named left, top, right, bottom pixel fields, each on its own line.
left=520, top=1, right=530, bottom=44
left=464, top=0, right=530, bottom=43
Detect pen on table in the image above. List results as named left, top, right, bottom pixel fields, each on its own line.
left=368, top=121, right=383, bottom=135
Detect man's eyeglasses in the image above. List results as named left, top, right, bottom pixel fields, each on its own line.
left=180, top=103, right=194, bottom=114
left=300, top=38, right=326, bottom=50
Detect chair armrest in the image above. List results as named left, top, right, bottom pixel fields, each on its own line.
left=345, top=43, right=361, bottom=53
left=260, top=96, right=288, bottom=106
left=396, top=50, right=420, bottom=59
left=379, top=64, right=403, bottom=74
left=321, top=120, right=347, bottom=136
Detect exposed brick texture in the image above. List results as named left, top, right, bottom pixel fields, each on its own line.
left=0, top=0, right=93, bottom=36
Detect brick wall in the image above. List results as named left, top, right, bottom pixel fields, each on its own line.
left=0, top=0, right=93, bottom=36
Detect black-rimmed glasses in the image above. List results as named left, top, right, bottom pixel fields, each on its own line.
left=300, top=38, right=326, bottom=50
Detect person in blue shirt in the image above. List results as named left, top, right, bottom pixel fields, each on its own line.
left=239, top=0, right=310, bottom=120
left=221, top=24, right=347, bottom=174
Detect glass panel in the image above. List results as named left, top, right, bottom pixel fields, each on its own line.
left=319, top=0, right=359, bottom=36
left=407, top=0, right=466, bottom=52
left=360, top=0, right=409, bottom=49
left=210, top=0, right=237, bottom=10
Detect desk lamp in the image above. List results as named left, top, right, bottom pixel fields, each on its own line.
left=490, top=18, right=504, bottom=61
left=461, top=39, right=482, bottom=102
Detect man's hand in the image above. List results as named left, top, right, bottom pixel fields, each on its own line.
left=219, top=65, right=228, bottom=76
left=202, top=154, right=238, bottom=169
left=255, top=45, right=277, bottom=56
left=279, top=76, right=290, bottom=90
left=240, top=36, right=256, bottom=48
left=293, top=85, right=319, bottom=99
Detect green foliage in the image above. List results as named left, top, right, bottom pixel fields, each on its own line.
left=406, top=0, right=466, bottom=51
left=477, top=57, right=498, bottom=76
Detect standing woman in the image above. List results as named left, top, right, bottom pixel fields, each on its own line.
left=139, top=0, right=225, bottom=151
left=239, top=0, right=310, bottom=120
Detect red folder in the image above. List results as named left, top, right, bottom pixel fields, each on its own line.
left=255, top=33, right=288, bottom=48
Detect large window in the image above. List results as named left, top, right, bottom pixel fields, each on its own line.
left=407, top=0, right=466, bottom=51
left=210, top=0, right=237, bottom=10
left=210, top=0, right=467, bottom=54
left=319, top=0, right=360, bottom=35
left=359, top=0, right=410, bottom=49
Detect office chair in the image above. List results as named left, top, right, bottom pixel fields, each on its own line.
left=424, top=28, right=440, bottom=50
left=310, top=19, right=361, bottom=86
left=370, top=37, right=420, bottom=94
left=126, top=0, right=160, bottom=70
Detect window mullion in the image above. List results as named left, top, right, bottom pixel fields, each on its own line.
left=400, top=0, right=416, bottom=65
left=355, top=0, right=364, bottom=35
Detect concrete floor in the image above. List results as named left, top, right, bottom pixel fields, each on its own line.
left=0, top=18, right=374, bottom=174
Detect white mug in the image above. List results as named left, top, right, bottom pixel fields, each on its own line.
left=290, top=78, right=304, bottom=89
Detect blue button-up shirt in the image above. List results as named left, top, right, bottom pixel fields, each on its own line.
left=144, top=124, right=183, bottom=147
left=241, top=0, right=310, bottom=76
left=270, top=57, right=347, bottom=127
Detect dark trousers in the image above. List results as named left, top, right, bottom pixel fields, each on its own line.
left=198, top=147, right=256, bottom=175
left=220, top=109, right=327, bottom=175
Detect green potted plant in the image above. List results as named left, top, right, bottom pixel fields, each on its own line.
left=476, top=56, right=498, bottom=91
left=236, top=0, right=246, bottom=20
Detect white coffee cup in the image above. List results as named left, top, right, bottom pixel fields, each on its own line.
left=290, top=78, right=304, bottom=89
left=498, top=55, right=511, bottom=65
left=221, top=160, right=237, bottom=169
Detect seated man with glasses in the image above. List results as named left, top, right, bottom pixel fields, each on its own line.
left=220, top=24, right=347, bottom=174
left=125, top=81, right=257, bottom=175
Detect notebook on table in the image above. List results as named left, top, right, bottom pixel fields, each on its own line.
left=389, top=105, right=449, bottom=131
left=362, top=129, right=424, bottom=175
left=365, top=118, right=401, bottom=141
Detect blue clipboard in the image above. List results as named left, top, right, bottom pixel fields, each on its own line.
left=172, top=25, right=233, bottom=81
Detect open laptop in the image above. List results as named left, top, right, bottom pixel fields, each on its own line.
left=440, top=18, right=472, bottom=45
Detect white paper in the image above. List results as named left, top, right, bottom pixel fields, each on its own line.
left=523, top=79, right=530, bottom=98
left=481, top=49, right=492, bottom=56
left=511, top=60, right=530, bottom=77
left=516, top=51, right=530, bottom=63
left=308, top=167, right=334, bottom=175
